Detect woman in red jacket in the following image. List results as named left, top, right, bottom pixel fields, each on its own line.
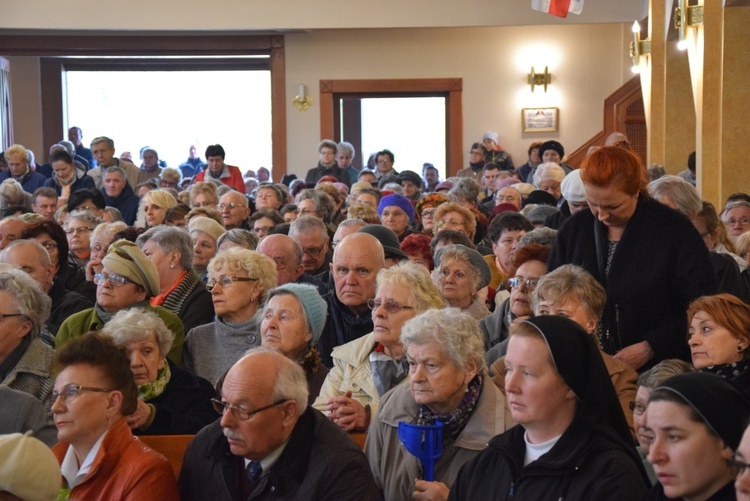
left=51, top=333, right=179, bottom=501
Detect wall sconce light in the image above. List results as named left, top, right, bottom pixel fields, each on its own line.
left=293, top=84, right=313, bottom=112
left=630, top=21, right=651, bottom=74
left=527, top=66, right=551, bottom=93
left=674, top=0, right=703, bottom=51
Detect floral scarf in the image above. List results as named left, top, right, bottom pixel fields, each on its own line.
left=138, top=362, right=171, bottom=401
left=414, top=375, right=483, bottom=479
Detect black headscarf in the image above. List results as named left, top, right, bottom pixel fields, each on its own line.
left=655, top=372, right=750, bottom=450
left=522, top=316, right=642, bottom=469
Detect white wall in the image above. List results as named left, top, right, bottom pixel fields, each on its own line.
left=0, top=0, right=646, bottom=31
left=285, top=25, right=629, bottom=178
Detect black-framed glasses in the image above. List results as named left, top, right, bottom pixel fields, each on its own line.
left=206, top=275, right=258, bottom=292
left=39, top=241, right=58, bottom=251
left=211, top=398, right=288, bottom=421
left=93, top=272, right=134, bottom=287
left=50, top=384, right=113, bottom=408
left=508, top=277, right=539, bottom=291
left=728, top=458, right=750, bottom=478
left=367, top=299, right=415, bottom=313
left=301, top=246, right=325, bottom=256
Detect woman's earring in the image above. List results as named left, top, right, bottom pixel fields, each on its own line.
left=738, top=344, right=745, bottom=353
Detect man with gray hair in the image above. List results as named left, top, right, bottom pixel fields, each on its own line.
left=319, top=233, right=385, bottom=367
left=0, top=240, right=92, bottom=336
left=87, top=136, right=148, bottom=190
left=256, top=234, right=326, bottom=294
left=289, top=215, right=331, bottom=276
left=179, top=348, right=379, bottom=500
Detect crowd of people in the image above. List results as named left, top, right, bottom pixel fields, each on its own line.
left=0, top=127, right=750, bottom=500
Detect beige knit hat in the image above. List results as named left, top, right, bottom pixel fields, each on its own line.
left=102, top=239, right=161, bottom=297
left=188, top=216, right=226, bottom=242
left=0, top=432, right=62, bottom=501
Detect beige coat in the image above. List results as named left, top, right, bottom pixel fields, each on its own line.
left=313, top=332, right=383, bottom=415
left=364, top=379, right=514, bottom=500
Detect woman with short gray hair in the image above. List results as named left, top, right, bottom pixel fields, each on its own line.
left=0, top=267, right=53, bottom=405
left=365, top=308, right=512, bottom=501
left=432, top=244, right=491, bottom=320
left=136, top=225, right=215, bottom=334
left=216, top=228, right=259, bottom=251
left=295, top=189, right=335, bottom=224
left=65, top=209, right=102, bottom=269
left=102, top=308, right=216, bottom=435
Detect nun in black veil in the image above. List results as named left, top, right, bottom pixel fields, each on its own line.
left=450, top=315, right=649, bottom=500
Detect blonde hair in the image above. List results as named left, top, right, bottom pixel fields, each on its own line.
left=377, top=261, right=445, bottom=312
left=207, top=247, right=278, bottom=304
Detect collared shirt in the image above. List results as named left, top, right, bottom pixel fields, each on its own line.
left=243, top=439, right=290, bottom=478
left=61, top=430, right=108, bottom=489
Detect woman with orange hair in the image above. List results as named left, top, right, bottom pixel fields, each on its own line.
left=548, top=145, right=716, bottom=371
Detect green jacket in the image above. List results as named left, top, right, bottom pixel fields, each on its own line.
left=56, top=305, right=185, bottom=366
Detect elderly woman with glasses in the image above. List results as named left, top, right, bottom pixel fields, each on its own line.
left=101, top=309, right=216, bottom=435
left=365, top=307, right=513, bottom=501
left=56, top=239, right=186, bottom=366
left=65, top=209, right=102, bottom=269
left=314, top=261, right=445, bottom=431
left=136, top=226, right=215, bottom=335
left=51, top=333, right=179, bottom=500
left=434, top=202, right=477, bottom=242
left=482, top=244, right=550, bottom=364
left=183, top=247, right=277, bottom=384
left=0, top=268, right=53, bottom=404
left=189, top=181, right=219, bottom=209
left=261, top=283, right=329, bottom=404
left=415, top=193, right=449, bottom=236
left=432, top=244, right=491, bottom=321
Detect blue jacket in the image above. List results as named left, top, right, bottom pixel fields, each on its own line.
left=0, top=170, right=47, bottom=194
left=102, top=183, right=140, bottom=225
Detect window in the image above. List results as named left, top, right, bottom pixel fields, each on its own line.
left=64, top=68, right=271, bottom=173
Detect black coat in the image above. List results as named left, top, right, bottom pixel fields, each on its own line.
left=548, top=197, right=717, bottom=365
left=318, top=290, right=373, bottom=368
left=102, top=183, right=140, bottom=226
left=47, top=277, right=93, bottom=336
left=135, top=359, right=217, bottom=436
left=178, top=407, right=380, bottom=500
left=449, top=417, right=648, bottom=501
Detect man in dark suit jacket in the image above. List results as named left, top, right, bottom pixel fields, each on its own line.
left=178, top=349, right=380, bottom=501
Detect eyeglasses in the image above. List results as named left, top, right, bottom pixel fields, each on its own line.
left=367, top=299, right=415, bottom=313
left=93, top=272, right=134, bottom=287
left=727, top=218, right=750, bottom=226
left=436, top=220, right=465, bottom=229
left=211, top=398, right=288, bottom=421
left=65, top=227, right=93, bottom=235
left=297, top=209, right=318, bottom=216
left=50, top=384, right=112, bottom=408
left=75, top=205, right=96, bottom=212
left=253, top=226, right=275, bottom=234
left=301, top=246, right=325, bottom=256
left=508, top=277, right=539, bottom=290
left=217, top=202, right=247, bottom=211
left=728, top=458, right=750, bottom=478
left=206, top=275, right=258, bottom=292
left=421, top=209, right=436, bottom=218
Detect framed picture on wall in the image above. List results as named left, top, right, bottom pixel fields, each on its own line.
left=522, top=107, right=558, bottom=133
